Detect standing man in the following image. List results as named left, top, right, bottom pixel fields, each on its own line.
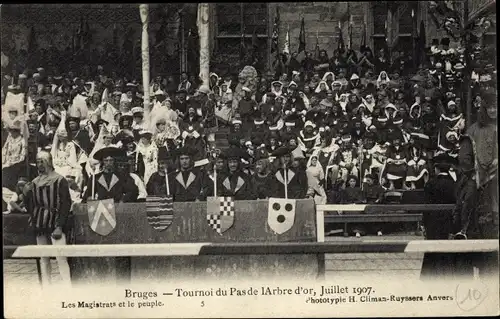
left=169, top=146, right=208, bottom=202
left=420, top=152, right=458, bottom=280
left=23, top=150, right=72, bottom=286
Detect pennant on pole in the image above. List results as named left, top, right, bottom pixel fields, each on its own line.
left=338, top=21, right=345, bottom=53
left=360, top=22, right=366, bottom=51
left=283, top=27, right=290, bottom=54
left=298, top=17, right=306, bottom=54
left=314, top=30, right=320, bottom=61
left=271, top=7, right=280, bottom=54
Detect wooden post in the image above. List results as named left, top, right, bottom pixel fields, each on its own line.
left=180, top=12, right=186, bottom=74
left=139, top=4, right=151, bottom=118
left=463, top=0, right=473, bottom=128
left=198, top=3, right=210, bottom=87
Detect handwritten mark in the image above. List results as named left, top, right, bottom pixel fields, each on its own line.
left=455, top=281, right=488, bottom=312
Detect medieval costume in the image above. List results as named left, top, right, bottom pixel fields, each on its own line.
left=23, top=151, right=72, bottom=286
left=217, top=147, right=256, bottom=200
left=271, top=146, right=308, bottom=199
left=82, top=147, right=139, bottom=203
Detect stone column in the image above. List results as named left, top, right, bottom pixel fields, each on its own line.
left=197, top=3, right=210, bottom=87
left=139, top=4, right=151, bottom=116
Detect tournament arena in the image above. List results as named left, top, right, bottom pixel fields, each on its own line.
left=2, top=2, right=498, bottom=285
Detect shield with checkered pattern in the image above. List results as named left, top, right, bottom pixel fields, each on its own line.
left=206, top=196, right=235, bottom=234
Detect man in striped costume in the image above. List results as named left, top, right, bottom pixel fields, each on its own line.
left=23, top=150, right=72, bottom=286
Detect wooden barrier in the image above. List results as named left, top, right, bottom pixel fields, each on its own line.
left=3, top=199, right=320, bottom=283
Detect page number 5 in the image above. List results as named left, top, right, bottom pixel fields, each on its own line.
left=201, top=301, right=205, bottom=307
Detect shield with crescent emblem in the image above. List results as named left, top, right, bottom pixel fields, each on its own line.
left=206, top=196, right=235, bottom=235
left=267, top=198, right=296, bottom=234
left=87, top=199, right=117, bottom=236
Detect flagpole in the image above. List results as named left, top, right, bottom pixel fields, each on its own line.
left=139, top=4, right=151, bottom=116
left=165, top=166, right=170, bottom=196
left=213, top=162, right=217, bottom=197
left=92, top=172, right=96, bottom=200
left=198, top=3, right=210, bottom=87
left=283, top=163, right=288, bottom=199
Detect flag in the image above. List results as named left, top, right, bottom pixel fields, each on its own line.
left=271, top=7, right=280, bottom=54
left=87, top=199, right=116, bottom=236
left=155, top=22, right=166, bottom=48
left=283, top=27, right=290, bottom=54
left=251, top=27, right=259, bottom=61
left=338, top=22, right=345, bottom=53
left=417, top=21, right=426, bottom=68
left=360, top=21, right=366, bottom=51
left=296, top=17, right=306, bottom=62
left=206, top=196, right=235, bottom=235
left=298, top=18, right=306, bottom=54
left=83, top=20, right=91, bottom=47
left=146, top=195, right=174, bottom=231
left=77, top=17, right=84, bottom=49
left=314, top=31, right=320, bottom=60
left=113, top=23, right=118, bottom=48
left=412, top=9, right=418, bottom=68
left=348, top=15, right=353, bottom=50
left=267, top=198, right=296, bottom=234
left=27, top=26, right=37, bottom=53
left=239, top=29, right=247, bottom=64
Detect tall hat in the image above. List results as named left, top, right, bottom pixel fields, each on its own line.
left=271, top=145, right=293, bottom=157
left=173, top=146, right=198, bottom=158
left=254, top=148, right=269, bottom=161
left=433, top=152, right=458, bottom=171
left=157, top=146, right=172, bottom=161
left=93, top=146, right=126, bottom=161
left=221, top=146, right=250, bottom=161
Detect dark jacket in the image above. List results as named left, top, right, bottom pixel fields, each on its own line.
left=83, top=171, right=139, bottom=203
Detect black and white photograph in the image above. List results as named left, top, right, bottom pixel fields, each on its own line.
left=2, top=2, right=499, bottom=318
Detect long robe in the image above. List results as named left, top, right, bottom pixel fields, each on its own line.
left=420, top=173, right=457, bottom=280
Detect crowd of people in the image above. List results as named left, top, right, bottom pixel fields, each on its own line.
left=1, top=35, right=497, bottom=239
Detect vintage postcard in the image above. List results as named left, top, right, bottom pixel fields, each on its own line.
left=2, top=1, right=498, bottom=318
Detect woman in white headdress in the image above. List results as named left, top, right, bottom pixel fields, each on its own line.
left=314, top=80, right=329, bottom=100
left=215, top=82, right=234, bottom=125
left=2, top=117, right=26, bottom=169
left=376, top=71, right=391, bottom=88
left=150, top=101, right=181, bottom=150
left=306, top=154, right=327, bottom=205
left=50, top=112, right=82, bottom=183
left=136, top=130, right=158, bottom=184
left=322, top=72, right=335, bottom=87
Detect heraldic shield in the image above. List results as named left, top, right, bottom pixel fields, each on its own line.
left=206, top=196, right=235, bottom=235
left=268, top=198, right=296, bottom=234
left=145, top=195, right=174, bottom=231
left=87, top=199, right=117, bottom=236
